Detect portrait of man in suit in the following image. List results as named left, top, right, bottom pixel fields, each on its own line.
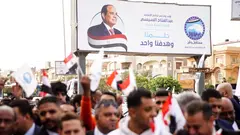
left=88, top=4, right=122, bottom=37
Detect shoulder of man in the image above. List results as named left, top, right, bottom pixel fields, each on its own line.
left=86, top=130, right=94, bottom=135
left=108, top=129, right=121, bottom=135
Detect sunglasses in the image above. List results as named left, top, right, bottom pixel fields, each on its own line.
left=95, top=99, right=118, bottom=109
left=156, top=101, right=165, bottom=105
left=211, top=104, right=222, bottom=109
left=220, top=111, right=234, bottom=116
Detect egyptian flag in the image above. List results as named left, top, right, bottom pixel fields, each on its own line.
left=161, top=95, right=186, bottom=132
left=106, top=70, right=122, bottom=90
left=39, top=69, right=52, bottom=97
left=119, top=69, right=137, bottom=96
left=88, top=32, right=128, bottom=52
left=64, top=53, right=77, bottom=74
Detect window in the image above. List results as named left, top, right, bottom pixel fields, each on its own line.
left=143, top=66, right=146, bottom=69
left=149, top=65, right=153, bottom=69
left=216, top=57, right=223, bottom=64
left=168, top=62, right=171, bottom=68
left=137, top=63, right=142, bottom=70
left=231, top=57, right=238, bottom=64
left=176, top=62, right=182, bottom=69
left=121, top=62, right=131, bottom=70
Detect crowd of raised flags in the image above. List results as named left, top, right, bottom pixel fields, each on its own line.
left=6, top=50, right=240, bottom=135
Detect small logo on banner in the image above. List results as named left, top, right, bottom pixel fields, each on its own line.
left=184, top=16, right=205, bottom=40
left=23, top=72, right=32, bottom=84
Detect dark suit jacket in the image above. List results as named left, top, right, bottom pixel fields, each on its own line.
left=215, top=119, right=234, bottom=131
left=88, top=22, right=122, bottom=37
left=34, top=125, right=41, bottom=135
left=230, top=98, right=240, bottom=121
left=86, top=130, right=94, bottom=135
left=176, top=129, right=240, bottom=135
left=38, top=127, right=50, bottom=135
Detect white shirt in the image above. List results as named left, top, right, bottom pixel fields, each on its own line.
left=47, top=130, right=59, bottom=135
left=25, top=123, right=35, bottom=135
left=103, top=22, right=114, bottom=35
left=232, top=121, right=239, bottom=131
left=94, top=126, right=107, bottom=135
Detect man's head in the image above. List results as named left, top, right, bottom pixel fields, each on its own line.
left=59, top=112, right=85, bottom=135
left=0, top=77, right=5, bottom=90
left=91, top=90, right=102, bottom=108
left=101, top=5, right=117, bottom=28
left=38, top=96, right=62, bottom=132
left=95, top=99, right=119, bottom=134
left=201, top=89, right=222, bottom=120
left=185, top=100, right=214, bottom=135
left=220, top=97, right=235, bottom=123
left=155, top=90, right=169, bottom=110
left=72, top=94, right=82, bottom=112
left=51, top=82, right=67, bottom=103
left=127, top=88, right=157, bottom=130
left=10, top=100, right=34, bottom=134
left=176, top=91, right=201, bottom=113
left=216, top=83, right=233, bottom=98
left=100, top=91, right=117, bottom=101
left=0, top=105, right=16, bottom=135
left=60, top=104, right=75, bottom=113
left=11, top=83, right=23, bottom=99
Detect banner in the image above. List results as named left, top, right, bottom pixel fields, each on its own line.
left=232, top=0, right=240, bottom=20
left=77, top=0, right=211, bottom=55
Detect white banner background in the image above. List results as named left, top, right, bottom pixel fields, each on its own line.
left=77, top=0, right=211, bottom=55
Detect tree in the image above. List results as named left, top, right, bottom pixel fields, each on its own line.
left=135, top=75, right=151, bottom=90
left=98, top=77, right=116, bottom=92
left=149, top=76, right=182, bottom=93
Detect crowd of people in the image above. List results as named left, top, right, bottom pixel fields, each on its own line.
left=0, top=76, right=240, bottom=135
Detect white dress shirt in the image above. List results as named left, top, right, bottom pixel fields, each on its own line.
left=47, top=130, right=59, bottom=135
left=25, top=123, right=35, bottom=135
left=103, top=22, right=114, bottom=35
left=94, top=126, right=107, bottom=135
left=232, top=121, right=239, bottom=131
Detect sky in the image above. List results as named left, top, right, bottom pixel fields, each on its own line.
left=0, top=0, right=239, bottom=70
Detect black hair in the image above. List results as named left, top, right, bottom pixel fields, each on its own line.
left=59, top=112, right=84, bottom=129
left=10, top=100, right=33, bottom=119
left=101, top=4, right=114, bottom=20
left=37, top=96, right=61, bottom=108
left=72, top=94, right=82, bottom=112
left=101, top=4, right=113, bottom=15
left=186, top=100, right=213, bottom=120
left=51, top=82, right=67, bottom=95
left=95, top=99, right=118, bottom=120
left=127, top=88, right=152, bottom=108
left=102, top=91, right=117, bottom=101
left=155, top=90, right=169, bottom=97
left=201, top=88, right=222, bottom=102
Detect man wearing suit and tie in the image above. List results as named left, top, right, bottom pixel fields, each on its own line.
left=88, top=4, right=122, bottom=37
left=10, top=100, right=41, bottom=135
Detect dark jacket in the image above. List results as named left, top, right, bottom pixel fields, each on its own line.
left=231, top=98, right=240, bottom=121
left=38, top=126, right=58, bottom=135
left=34, top=125, right=41, bottom=135
left=87, top=22, right=122, bottom=37
left=86, top=130, right=94, bottom=135
left=216, top=119, right=235, bottom=131
left=176, top=129, right=240, bottom=135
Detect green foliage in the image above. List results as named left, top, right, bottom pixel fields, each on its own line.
left=136, top=75, right=151, bottom=90
left=227, top=77, right=235, bottom=83
left=98, top=77, right=116, bottom=92
left=3, top=86, right=12, bottom=95
left=149, top=76, right=182, bottom=93
left=205, top=84, right=214, bottom=89
left=97, top=74, right=182, bottom=94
